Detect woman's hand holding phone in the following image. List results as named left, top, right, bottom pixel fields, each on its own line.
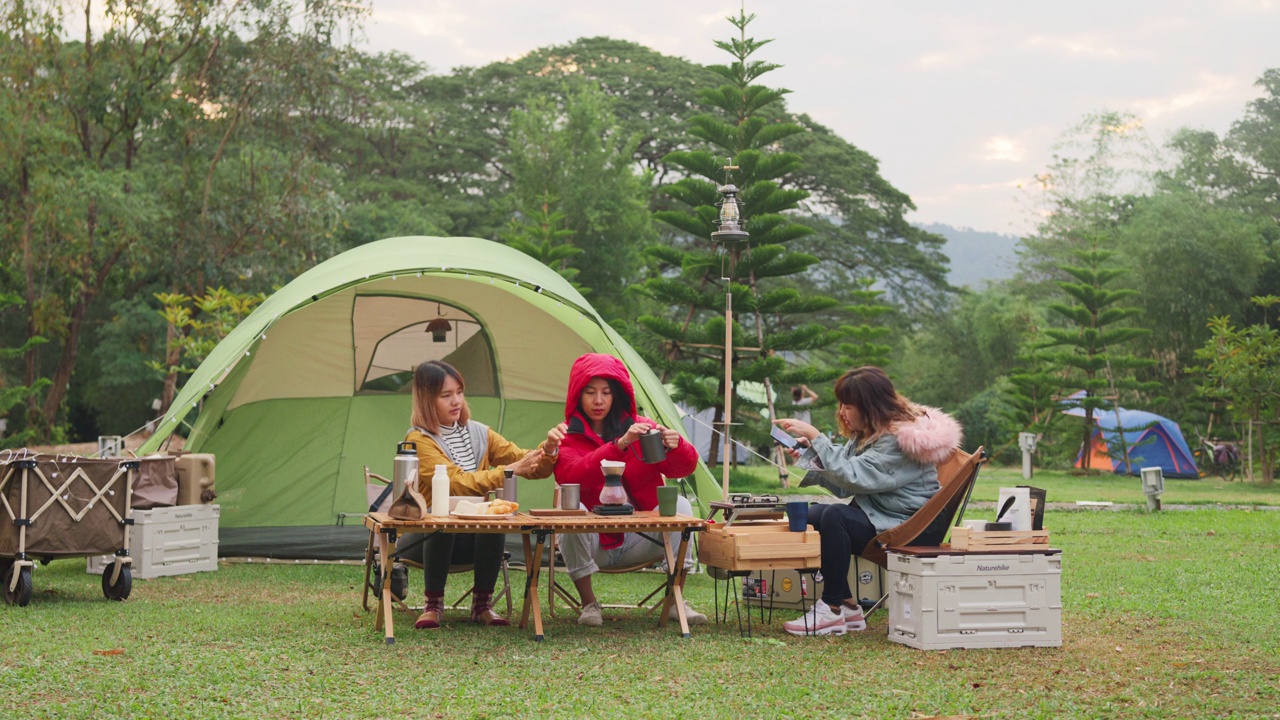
left=772, top=418, right=819, bottom=442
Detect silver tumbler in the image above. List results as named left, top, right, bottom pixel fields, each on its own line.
left=559, top=483, right=581, bottom=510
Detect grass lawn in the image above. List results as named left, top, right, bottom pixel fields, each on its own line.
left=729, top=462, right=1280, bottom=507
left=3, top=508, right=1278, bottom=718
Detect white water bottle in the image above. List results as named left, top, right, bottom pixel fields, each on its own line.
left=431, top=464, right=450, bottom=517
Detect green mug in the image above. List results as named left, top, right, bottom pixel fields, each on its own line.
left=656, top=485, right=679, bottom=516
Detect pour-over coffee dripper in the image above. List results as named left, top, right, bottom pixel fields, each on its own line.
left=595, top=460, right=634, bottom=515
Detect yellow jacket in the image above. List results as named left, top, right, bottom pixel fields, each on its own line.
left=406, top=423, right=555, bottom=501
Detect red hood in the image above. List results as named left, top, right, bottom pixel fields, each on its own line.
left=564, top=353, right=636, bottom=423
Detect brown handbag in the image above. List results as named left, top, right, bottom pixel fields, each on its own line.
left=387, top=482, right=429, bottom=521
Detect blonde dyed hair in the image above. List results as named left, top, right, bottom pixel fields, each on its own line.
left=411, top=360, right=471, bottom=433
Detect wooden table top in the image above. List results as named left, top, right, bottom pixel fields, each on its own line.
left=365, top=510, right=705, bottom=534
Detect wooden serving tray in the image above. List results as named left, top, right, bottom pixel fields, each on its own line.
left=528, top=508, right=589, bottom=517
left=950, top=527, right=1049, bottom=551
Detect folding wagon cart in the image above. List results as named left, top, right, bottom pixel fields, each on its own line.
left=1, top=452, right=137, bottom=606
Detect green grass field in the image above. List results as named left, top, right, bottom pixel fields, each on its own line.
left=3, top=506, right=1278, bottom=719
left=730, top=462, right=1280, bottom=507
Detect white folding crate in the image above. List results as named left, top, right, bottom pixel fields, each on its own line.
left=88, top=504, right=220, bottom=579
left=886, top=547, right=1062, bottom=650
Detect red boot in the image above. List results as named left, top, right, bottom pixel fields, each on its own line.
left=415, top=591, right=444, bottom=629
left=470, top=591, right=510, bottom=626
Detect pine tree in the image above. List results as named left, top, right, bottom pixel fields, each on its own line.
left=1039, top=233, right=1158, bottom=472
left=634, top=11, right=841, bottom=467
left=500, top=194, right=584, bottom=289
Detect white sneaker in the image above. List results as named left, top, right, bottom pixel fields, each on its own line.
left=667, top=600, right=708, bottom=626
left=842, top=602, right=867, bottom=631
left=783, top=600, right=862, bottom=636
left=577, top=601, right=603, bottom=627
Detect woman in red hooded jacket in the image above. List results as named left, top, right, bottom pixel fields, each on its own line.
left=553, top=353, right=707, bottom=627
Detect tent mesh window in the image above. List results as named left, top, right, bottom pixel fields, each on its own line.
left=356, top=297, right=497, bottom=395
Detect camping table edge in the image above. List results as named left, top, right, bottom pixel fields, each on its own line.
left=362, top=511, right=705, bottom=643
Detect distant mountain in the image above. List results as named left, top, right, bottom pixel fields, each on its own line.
left=919, top=223, right=1021, bottom=289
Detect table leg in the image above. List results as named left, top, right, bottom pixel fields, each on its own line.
left=527, top=531, right=547, bottom=641
left=376, top=530, right=396, bottom=645
left=520, top=533, right=535, bottom=630
left=660, top=529, right=693, bottom=638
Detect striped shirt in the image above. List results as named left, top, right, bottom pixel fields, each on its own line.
left=439, top=423, right=478, bottom=471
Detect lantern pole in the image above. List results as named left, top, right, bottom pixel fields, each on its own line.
left=711, top=161, right=749, bottom=499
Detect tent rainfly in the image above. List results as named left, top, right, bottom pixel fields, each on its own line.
left=1065, top=405, right=1200, bottom=479
left=139, top=237, right=720, bottom=559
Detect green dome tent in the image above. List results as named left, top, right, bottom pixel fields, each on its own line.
left=139, top=237, right=720, bottom=558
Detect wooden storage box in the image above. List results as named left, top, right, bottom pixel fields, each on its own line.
left=950, top=527, right=1049, bottom=551
left=698, top=521, right=820, bottom=571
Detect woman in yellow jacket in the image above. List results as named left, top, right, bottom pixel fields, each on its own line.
left=403, top=360, right=560, bottom=629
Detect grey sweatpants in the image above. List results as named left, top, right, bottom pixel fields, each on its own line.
left=559, top=495, right=696, bottom=581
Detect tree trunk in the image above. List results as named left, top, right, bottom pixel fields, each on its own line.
left=160, top=321, right=181, bottom=415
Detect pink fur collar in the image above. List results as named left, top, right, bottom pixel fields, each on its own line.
left=893, top=407, right=964, bottom=465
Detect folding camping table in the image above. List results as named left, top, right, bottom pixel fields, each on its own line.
left=362, top=511, right=705, bottom=643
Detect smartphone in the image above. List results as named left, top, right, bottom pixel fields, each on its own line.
left=770, top=425, right=799, bottom=449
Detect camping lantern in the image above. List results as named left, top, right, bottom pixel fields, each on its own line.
left=711, top=183, right=749, bottom=245
left=425, top=317, right=451, bottom=342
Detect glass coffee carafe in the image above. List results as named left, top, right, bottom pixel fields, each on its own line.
left=597, top=460, right=634, bottom=514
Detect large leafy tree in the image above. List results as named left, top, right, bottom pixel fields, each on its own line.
left=634, top=11, right=842, bottom=466
left=0, top=0, right=357, bottom=439
left=1157, top=70, right=1280, bottom=329
left=503, top=86, right=656, bottom=317
left=1194, top=297, right=1280, bottom=483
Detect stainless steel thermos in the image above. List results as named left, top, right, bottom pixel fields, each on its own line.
left=393, top=442, right=418, bottom=498
left=502, top=468, right=517, bottom=503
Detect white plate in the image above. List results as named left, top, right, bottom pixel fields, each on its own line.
left=450, top=512, right=517, bottom=520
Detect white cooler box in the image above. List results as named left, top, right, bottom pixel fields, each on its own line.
left=886, top=547, right=1062, bottom=650
left=88, top=504, right=220, bottom=579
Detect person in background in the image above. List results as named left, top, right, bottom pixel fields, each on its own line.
left=401, top=360, right=561, bottom=630
left=774, top=366, right=962, bottom=637
left=791, top=384, right=818, bottom=425
left=777, top=384, right=821, bottom=484
left=552, top=353, right=707, bottom=627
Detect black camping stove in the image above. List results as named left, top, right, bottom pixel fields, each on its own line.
left=708, top=494, right=785, bottom=526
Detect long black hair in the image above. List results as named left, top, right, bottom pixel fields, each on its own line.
left=582, top=377, right=634, bottom=443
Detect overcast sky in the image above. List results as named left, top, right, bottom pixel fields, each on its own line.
left=356, top=0, right=1278, bottom=236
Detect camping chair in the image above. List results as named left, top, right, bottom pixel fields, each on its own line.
left=857, top=446, right=986, bottom=615
left=546, top=539, right=669, bottom=618
left=545, top=477, right=697, bottom=618
left=360, top=467, right=512, bottom=616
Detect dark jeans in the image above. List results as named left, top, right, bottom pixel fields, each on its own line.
left=397, top=532, right=505, bottom=596
left=808, top=502, right=877, bottom=607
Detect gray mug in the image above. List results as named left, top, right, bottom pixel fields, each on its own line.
left=639, top=429, right=667, bottom=464
left=559, top=484, right=581, bottom=510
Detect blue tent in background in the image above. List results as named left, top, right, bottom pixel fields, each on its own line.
left=1064, top=405, right=1200, bottom=478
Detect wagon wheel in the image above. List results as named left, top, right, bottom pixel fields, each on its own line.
left=101, top=561, right=132, bottom=602
left=3, top=563, right=33, bottom=607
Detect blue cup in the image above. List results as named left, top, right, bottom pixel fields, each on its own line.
left=786, top=501, right=809, bottom=532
